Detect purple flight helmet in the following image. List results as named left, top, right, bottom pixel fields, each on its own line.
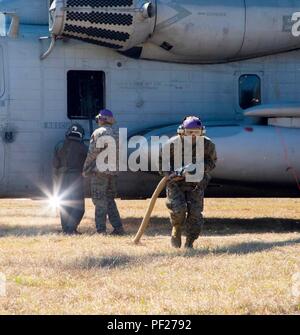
left=183, top=117, right=203, bottom=129
left=182, top=116, right=206, bottom=135
left=95, top=109, right=115, bottom=124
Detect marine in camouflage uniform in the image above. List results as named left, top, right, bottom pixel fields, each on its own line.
left=161, top=117, right=217, bottom=249
left=53, top=124, right=88, bottom=234
left=83, top=109, right=124, bottom=235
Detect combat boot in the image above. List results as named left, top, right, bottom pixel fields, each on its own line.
left=97, top=228, right=107, bottom=235
left=171, top=227, right=182, bottom=248
left=110, top=226, right=125, bottom=236
left=63, top=229, right=81, bottom=235
left=184, top=237, right=195, bottom=249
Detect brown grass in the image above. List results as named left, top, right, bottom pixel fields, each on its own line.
left=0, top=198, right=300, bottom=315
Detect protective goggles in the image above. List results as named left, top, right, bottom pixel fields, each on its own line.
left=184, top=128, right=205, bottom=136
left=95, top=115, right=115, bottom=124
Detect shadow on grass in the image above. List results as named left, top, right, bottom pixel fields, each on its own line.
left=189, top=238, right=300, bottom=256
left=0, top=224, right=62, bottom=237
left=68, top=238, right=300, bottom=270
left=0, top=216, right=299, bottom=237
left=125, top=217, right=300, bottom=237
left=204, top=217, right=300, bottom=235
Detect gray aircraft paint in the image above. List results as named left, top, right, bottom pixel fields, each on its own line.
left=141, top=124, right=300, bottom=184
left=0, top=0, right=299, bottom=196
left=0, top=0, right=48, bottom=25
left=48, top=0, right=300, bottom=63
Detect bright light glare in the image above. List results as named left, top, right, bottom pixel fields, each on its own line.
left=48, top=195, right=62, bottom=209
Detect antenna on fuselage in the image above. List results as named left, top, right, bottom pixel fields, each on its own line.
left=3, top=12, right=20, bottom=38
left=40, top=0, right=62, bottom=60
left=40, top=35, right=56, bottom=60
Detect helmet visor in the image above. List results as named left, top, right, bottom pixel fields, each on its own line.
left=184, top=129, right=204, bottom=136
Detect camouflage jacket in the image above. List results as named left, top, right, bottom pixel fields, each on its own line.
left=160, top=135, right=217, bottom=188
left=83, top=125, right=119, bottom=177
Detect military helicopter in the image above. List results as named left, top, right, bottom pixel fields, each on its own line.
left=0, top=0, right=300, bottom=197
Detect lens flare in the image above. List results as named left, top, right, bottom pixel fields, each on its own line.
left=48, top=195, right=62, bottom=210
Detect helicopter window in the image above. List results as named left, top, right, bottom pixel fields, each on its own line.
left=67, top=70, right=105, bottom=120
left=239, top=74, right=261, bottom=109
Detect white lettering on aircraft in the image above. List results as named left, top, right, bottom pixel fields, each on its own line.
left=292, top=12, right=300, bottom=37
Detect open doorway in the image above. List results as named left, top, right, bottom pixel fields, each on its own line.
left=67, top=70, right=105, bottom=120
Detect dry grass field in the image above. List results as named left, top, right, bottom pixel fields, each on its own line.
left=0, top=197, right=300, bottom=315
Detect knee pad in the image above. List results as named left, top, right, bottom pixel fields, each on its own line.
left=170, top=208, right=186, bottom=226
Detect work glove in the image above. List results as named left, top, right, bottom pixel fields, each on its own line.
left=168, top=166, right=186, bottom=182
left=168, top=163, right=198, bottom=182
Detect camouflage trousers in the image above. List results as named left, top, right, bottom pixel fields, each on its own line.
left=91, top=175, right=122, bottom=232
left=166, top=181, right=204, bottom=242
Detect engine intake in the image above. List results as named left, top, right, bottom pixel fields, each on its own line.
left=49, top=0, right=156, bottom=50
left=49, top=0, right=300, bottom=64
